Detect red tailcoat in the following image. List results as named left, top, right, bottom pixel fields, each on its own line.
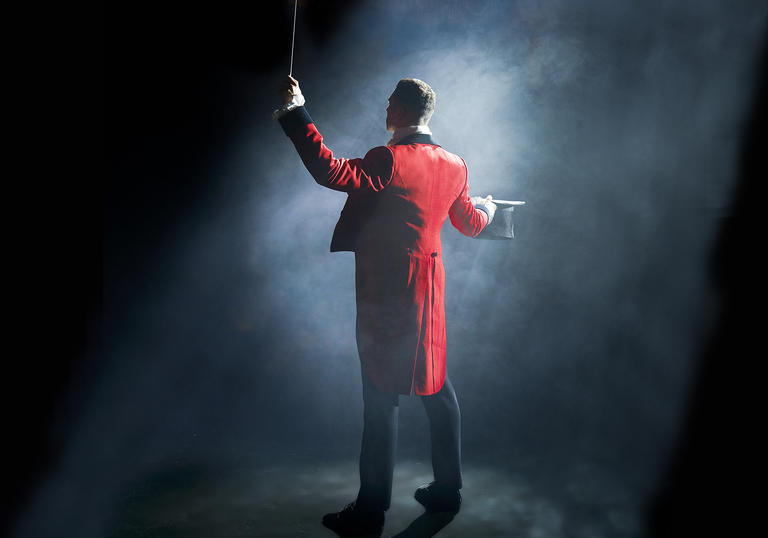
left=279, top=107, right=488, bottom=395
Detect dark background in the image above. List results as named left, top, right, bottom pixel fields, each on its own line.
left=9, top=1, right=766, bottom=536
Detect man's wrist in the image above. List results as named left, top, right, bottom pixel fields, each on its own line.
left=475, top=203, right=495, bottom=224
left=272, top=93, right=306, bottom=120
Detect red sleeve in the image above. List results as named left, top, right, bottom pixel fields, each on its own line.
left=286, top=119, right=394, bottom=194
left=448, top=159, right=489, bottom=237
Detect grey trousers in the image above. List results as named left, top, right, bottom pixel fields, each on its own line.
left=355, top=366, right=462, bottom=512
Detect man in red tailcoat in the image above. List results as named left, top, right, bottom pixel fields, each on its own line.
left=275, top=75, right=496, bottom=536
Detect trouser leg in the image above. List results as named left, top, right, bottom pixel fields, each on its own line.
left=356, top=367, right=399, bottom=511
left=420, top=375, right=462, bottom=489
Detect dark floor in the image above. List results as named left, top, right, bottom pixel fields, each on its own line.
left=110, top=461, right=640, bottom=537
left=18, top=451, right=640, bottom=538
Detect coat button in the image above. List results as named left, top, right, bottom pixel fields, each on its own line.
left=431, top=252, right=438, bottom=257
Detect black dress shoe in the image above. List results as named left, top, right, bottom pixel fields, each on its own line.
left=322, top=501, right=385, bottom=537
left=414, top=482, right=462, bottom=513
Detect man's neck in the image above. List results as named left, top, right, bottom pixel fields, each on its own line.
left=387, top=125, right=432, bottom=146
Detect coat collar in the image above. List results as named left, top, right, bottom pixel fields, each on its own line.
left=394, top=132, right=440, bottom=147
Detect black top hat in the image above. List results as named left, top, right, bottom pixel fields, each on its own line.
left=475, top=200, right=524, bottom=240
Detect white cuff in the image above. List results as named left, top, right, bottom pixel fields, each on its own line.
left=475, top=203, right=496, bottom=224
left=272, top=93, right=306, bottom=120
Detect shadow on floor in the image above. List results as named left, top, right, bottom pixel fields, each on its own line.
left=104, top=458, right=641, bottom=537
left=391, top=511, right=455, bottom=537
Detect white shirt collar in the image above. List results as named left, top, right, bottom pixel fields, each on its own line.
left=387, top=125, right=432, bottom=146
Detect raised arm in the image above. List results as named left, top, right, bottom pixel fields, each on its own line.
left=275, top=76, right=394, bottom=194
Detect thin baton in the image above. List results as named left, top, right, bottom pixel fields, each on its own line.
left=289, top=0, right=298, bottom=76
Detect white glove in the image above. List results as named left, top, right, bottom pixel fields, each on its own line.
left=273, top=75, right=306, bottom=119
left=471, top=195, right=497, bottom=222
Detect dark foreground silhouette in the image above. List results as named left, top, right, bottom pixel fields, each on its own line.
left=645, top=28, right=766, bottom=538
